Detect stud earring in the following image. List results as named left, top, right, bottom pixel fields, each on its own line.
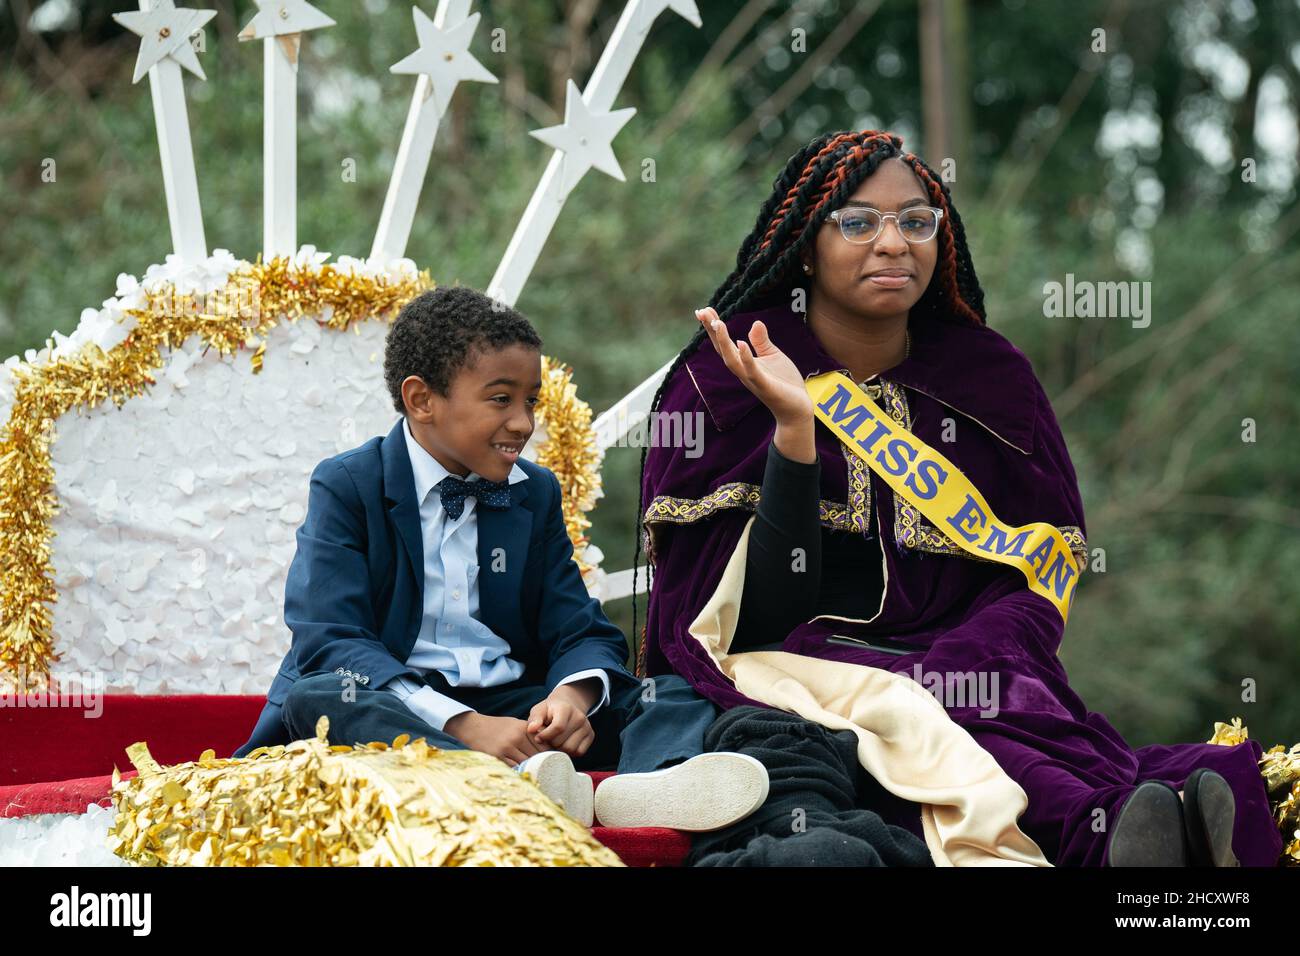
left=802, top=263, right=813, bottom=274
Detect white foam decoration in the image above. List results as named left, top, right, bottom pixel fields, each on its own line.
left=0, top=804, right=126, bottom=867
left=5, top=246, right=609, bottom=696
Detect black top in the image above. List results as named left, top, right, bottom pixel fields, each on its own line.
left=732, top=440, right=885, bottom=652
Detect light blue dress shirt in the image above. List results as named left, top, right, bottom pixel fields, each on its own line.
left=382, top=416, right=610, bottom=732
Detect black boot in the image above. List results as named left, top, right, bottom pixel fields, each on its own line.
left=1182, top=768, right=1240, bottom=867
left=1107, top=780, right=1188, bottom=866
left=686, top=706, right=932, bottom=867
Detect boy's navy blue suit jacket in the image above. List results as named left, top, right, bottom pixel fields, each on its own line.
left=232, top=417, right=641, bottom=757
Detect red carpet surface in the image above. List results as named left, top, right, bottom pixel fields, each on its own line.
left=0, top=695, right=690, bottom=866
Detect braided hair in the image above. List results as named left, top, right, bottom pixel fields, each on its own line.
left=630, top=129, right=989, bottom=674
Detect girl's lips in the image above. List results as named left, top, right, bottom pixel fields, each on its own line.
left=867, top=273, right=911, bottom=289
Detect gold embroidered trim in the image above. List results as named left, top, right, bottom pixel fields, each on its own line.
left=839, top=379, right=904, bottom=537
left=642, top=379, right=900, bottom=543
left=841, top=439, right=873, bottom=535
left=642, top=482, right=853, bottom=531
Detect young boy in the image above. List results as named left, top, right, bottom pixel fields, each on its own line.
left=232, top=286, right=767, bottom=832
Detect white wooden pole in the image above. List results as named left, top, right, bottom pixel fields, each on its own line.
left=578, top=2, right=703, bottom=601
left=589, top=353, right=675, bottom=600
left=601, top=565, right=653, bottom=602
left=372, top=0, right=497, bottom=264
left=486, top=0, right=701, bottom=307
left=238, top=1, right=336, bottom=262
left=592, top=354, right=676, bottom=451
left=263, top=38, right=298, bottom=259
left=486, top=153, right=568, bottom=308
left=113, top=0, right=215, bottom=264
left=149, top=44, right=207, bottom=261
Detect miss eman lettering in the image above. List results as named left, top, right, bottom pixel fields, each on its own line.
left=814, top=382, right=1078, bottom=602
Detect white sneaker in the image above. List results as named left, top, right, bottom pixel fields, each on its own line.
left=514, top=751, right=594, bottom=826
left=593, top=752, right=769, bottom=832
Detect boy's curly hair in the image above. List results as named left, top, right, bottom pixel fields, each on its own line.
left=383, top=286, right=543, bottom=414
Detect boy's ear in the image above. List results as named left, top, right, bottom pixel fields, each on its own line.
left=401, top=374, right=436, bottom=423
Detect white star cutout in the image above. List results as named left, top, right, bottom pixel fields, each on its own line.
left=237, top=0, right=335, bottom=66
left=113, top=0, right=217, bottom=84
left=636, top=0, right=703, bottom=32
left=530, top=79, right=637, bottom=198
left=389, top=8, right=498, bottom=116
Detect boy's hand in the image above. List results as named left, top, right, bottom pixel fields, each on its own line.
left=444, top=712, right=544, bottom=767
left=526, top=683, right=597, bottom=758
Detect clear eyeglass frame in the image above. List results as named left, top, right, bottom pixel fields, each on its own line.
left=825, top=205, right=945, bottom=244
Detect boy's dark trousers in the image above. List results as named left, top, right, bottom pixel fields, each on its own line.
left=280, top=669, right=717, bottom=774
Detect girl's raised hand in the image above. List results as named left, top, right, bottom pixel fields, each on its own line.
left=695, top=307, right=814, bottom=425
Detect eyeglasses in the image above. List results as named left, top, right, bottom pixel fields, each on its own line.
left=826, top=205, right=944, bottom=244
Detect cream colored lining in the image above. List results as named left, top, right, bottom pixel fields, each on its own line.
left=686, top=514, right=1051, bottom=867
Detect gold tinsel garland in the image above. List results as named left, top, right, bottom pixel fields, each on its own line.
left=107, top=716, right=622, bottom=866
left=533, top=355, right=603, bottom=575
left=1208, top=716, right=1300, bottom=866
left=0, top=255, right=603, bottom=688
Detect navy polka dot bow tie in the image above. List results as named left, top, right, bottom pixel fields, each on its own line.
left=437, top=474, right=512, bottom=520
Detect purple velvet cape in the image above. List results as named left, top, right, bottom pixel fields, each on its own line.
left=640, top=299, right=1282, bottom=867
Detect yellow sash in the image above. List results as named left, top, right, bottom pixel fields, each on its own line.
left=805, top=372, right=1080, bottom=624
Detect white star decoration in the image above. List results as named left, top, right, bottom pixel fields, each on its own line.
left=636, top=0, right=703, bottom=32
left=530, top=79, right=637, bottom=198
left=237, top=0, right=336, bottom=66
left=112, top=0, right=217, bottom=84
left=389, top=8, right=498, bottom=116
